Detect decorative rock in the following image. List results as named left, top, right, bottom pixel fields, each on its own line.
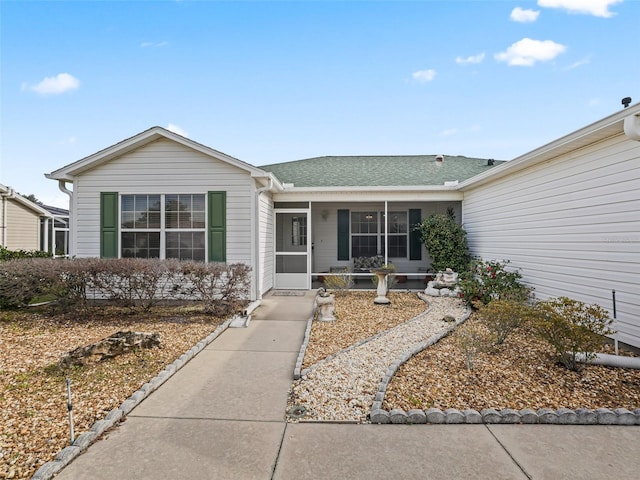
left=407, top=409, right=427, bottom=424
left=105, top=408, right=123, bottom=423
left=481, top=408, right=502, bottom=424
left=90, top=419, right=112, bottom=436
left=370, top=409, right=390, bottom=424
left=73, top=431, right=98, bottom=451
left=119, top=398, right=137, bottom=416
left=442, top=315, right=456, bottom=323
left=424, top=285, right=440, bottom=297
left=390, top=409, right=409, bottom=424
left=32, top=462, right=64, bottom=480
left=444, top=408, right=465, bottom=424
left=439, top=288, right=452, bottom=297
left=425, top=408, right=445, bottom=424
left=462, top=409, right=483, bottom=424
left=537, top=408, right=559, bottom=424
left=614, top=408, right=636, bottom=425
left=574, top=408, right=597, bottom=425
left=54, top=445, right=81, bottom=464
left=595, top=407, right=617, bottom=425
left=556, top=408, right=578, bottom=425
left=519, top=409, right=539, bottom=424
left=59, top=331, right=160, bottom=368
left=634, top=409, right=640, bottom=425
left=500, top=408, right=522, bottom=424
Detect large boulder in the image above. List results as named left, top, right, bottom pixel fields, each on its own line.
left=60, top=331, right=161, bottom=368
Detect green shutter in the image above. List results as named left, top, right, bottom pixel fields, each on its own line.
left=208, top=191, right=226, bottom=262
left=409, top=208, right=422, bottom=261
left=100, top=192, right=119, bottom=258
left=337, top=209, right=350, bottom=261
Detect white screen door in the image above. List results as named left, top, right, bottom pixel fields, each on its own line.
left=275, top=211, right=310, bottom=289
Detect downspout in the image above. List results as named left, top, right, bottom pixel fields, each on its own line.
left=0, top=188, right=14, bottom=246
left=57, top=180, right=73, bottom=256
left=254, top=177, right=273, bottom=301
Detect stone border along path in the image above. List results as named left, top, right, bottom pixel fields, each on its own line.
left=31, top=316, right=237, bottom=480
left=292, top=293, right=640, bottom=426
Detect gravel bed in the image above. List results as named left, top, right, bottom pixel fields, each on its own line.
left=288, top=296, right=467, bottom=422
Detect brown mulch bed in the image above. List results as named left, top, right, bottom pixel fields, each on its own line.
left=383, top=313, right=640, bottom=412
left=0, top=306, right=226, bottom=480
left=303, top=291, right=429, bottom=369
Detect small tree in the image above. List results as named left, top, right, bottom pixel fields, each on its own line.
left=416, top=213, right=470, bottom=273
left=533, top=297, right=615, bottom=372
left=477, top=299, right=535, bottom=346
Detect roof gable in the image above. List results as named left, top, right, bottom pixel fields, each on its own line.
left=46, top=126, right=271, bottom=181
left=261, top=155, right=503, bottom=188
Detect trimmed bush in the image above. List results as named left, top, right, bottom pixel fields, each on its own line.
left=476, top=299, right=535, bottom=346
left=458, top=259, right=532, bottom=308
left=415, top=213, right=470, bottom=273
left=533, top=297, right=615, bottom=372
left=0, top=245, right=51, bottom=261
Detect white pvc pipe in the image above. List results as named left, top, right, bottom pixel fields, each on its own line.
left=576, top=352, right=640, bottom=369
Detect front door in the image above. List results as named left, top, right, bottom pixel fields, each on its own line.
left=274, top=210, right=310, bottom=289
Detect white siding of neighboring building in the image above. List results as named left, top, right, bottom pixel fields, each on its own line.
left=258, top=190, right=274, bottom=294
left=310, top=201, right=462, bottom=274
left=463, top=133, right=640, bottom=348
left=6, top=200, right=40, bottom=251
left=72, top=137, right=254, bottom=266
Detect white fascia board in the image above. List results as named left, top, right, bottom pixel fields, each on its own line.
left=459, top=102, right=640, bottom=191
left=251, top=172, right=285, bottom=192
left=11, top=194, right=52, bottom=217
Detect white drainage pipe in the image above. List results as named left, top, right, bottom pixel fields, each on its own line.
left=576, top=352, right=640, bottom=369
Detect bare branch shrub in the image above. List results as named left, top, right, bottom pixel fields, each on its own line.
left=323, top=271, right=353, bottom=296
left=477, top=299, right=535, bottom=346
left=457, top=321, right=492, bottom=370
left=179, top=262, right=250, bottom=316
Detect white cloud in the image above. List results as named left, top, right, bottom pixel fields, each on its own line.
left=565, top=56, right=591, bottom=70
left=141, top=41, right=169, bottom=48
left=23, top=73, right=80, bottom=95
left=537, top=0, right=622, bottom=18
left=510, top=7, right=540, bottom=22
left=495, top=38, right=566, bottom=66
left=455, top=53, right=486, bottom=65
left=412, top=69, right=436, bottom=83
left=166, top=124, right=189, bottom=137
left=440, top=128, right=459, bottom=137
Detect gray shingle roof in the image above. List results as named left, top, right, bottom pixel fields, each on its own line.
left=260, top=155, right=504, bottom=188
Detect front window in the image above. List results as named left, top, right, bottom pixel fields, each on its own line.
left=350, top=211, right=408, bottom=258
left=120, top=194, right=206, bottom=261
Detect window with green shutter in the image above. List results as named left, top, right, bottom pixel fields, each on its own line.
left=100, top=192, right=119, bottom=258
left=208, top=191, right=226, bottom=262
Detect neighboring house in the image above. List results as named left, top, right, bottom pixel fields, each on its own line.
left=0, top=184, right=68, bottom=256
left=46, top=102, right=640, bottom=347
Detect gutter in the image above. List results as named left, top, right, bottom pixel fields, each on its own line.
left=57, top=181, right=74, bottom=256
left=0, top=187, right=14, bottom=246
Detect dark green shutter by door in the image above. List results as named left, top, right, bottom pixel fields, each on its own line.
left=100, top=192, right=119, bottom=258
left=337, top=209, right=350, bottom=261
left=208, top=191, right=226, bottom=262
left=409, top=208, right=422, bottom=261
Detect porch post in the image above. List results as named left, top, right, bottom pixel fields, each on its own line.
left=384, top=200, right=388, bottom=265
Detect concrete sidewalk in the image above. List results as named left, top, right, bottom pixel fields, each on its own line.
left=55, top=290, right=640, bottom=480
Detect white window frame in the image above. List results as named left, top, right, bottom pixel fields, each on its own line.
left=120, top=193, right=207, bottom=261
left=350, top=210, right=408, bottom=259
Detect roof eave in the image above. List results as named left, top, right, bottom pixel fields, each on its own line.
left=459, top=102, right=640, bottom=190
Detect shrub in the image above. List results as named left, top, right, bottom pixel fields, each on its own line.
left=323, top=270, right=353, bottom=296
left=457, top=321, right=492, bottom=370
left=533, top=297, right=615, bottom=372
left=0, top=258, right=65, bottom=308
left=476, top=299, right=535, bottom=346
left=415, top=213, right=470, bottom=273
left=85, top=258, right=180, bottom=311
left=179, top=262, right=251, bottom=316
left=458, top=259, right=532, bottom=308
left=0, top=245, right=51, bottom=261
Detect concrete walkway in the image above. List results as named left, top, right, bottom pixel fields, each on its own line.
left=56, top=290, right=640, bottom=480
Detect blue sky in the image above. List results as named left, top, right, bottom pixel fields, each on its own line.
left=1, top=0, right=638, bottom=208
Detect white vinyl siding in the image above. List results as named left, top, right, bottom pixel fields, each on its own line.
left=72, top=138, right=253, bottom=266
left=5, top=200, right=40, bottom=251
left=258, top=191, right=274, bottom=294
left=463, top=133, right=640, bottom=348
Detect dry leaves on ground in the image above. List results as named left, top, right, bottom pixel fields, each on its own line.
left=383, top=314, right=640, bottom=412
left=0, top=306, right=225, bottom=480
